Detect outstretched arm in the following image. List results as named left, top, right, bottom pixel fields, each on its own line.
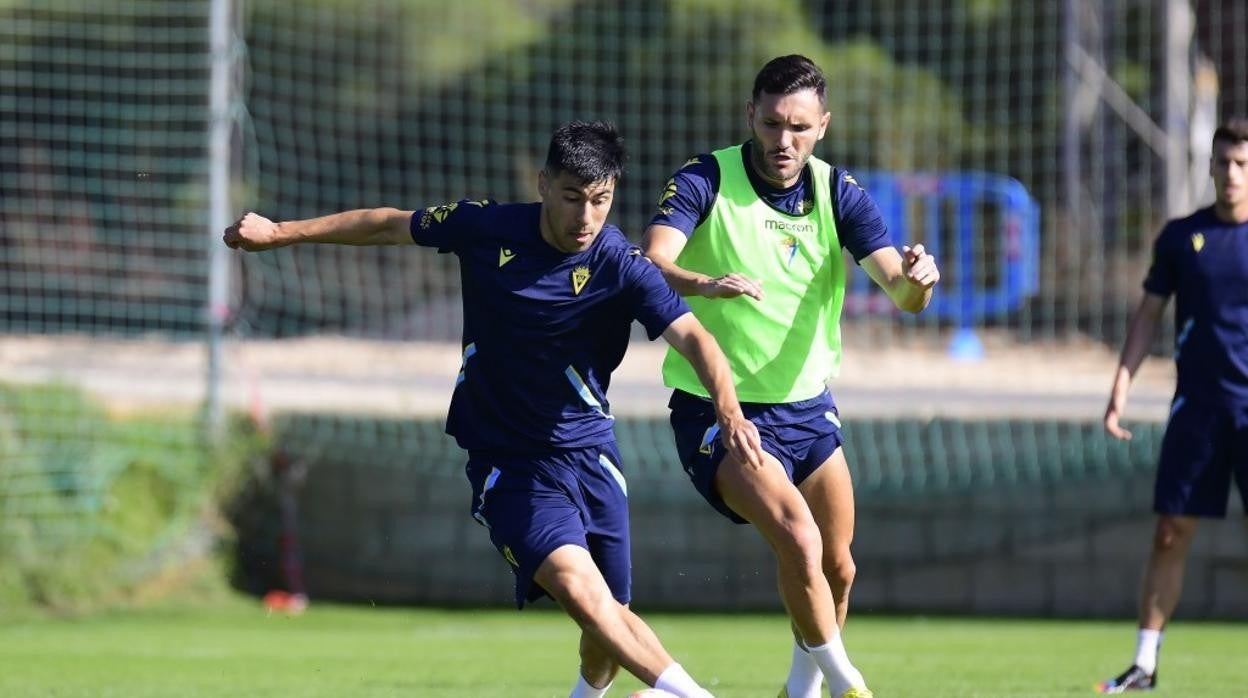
left=1104, top=292, right=1168, bottom=440
left=860, top=243, right=939, bottom=313
left=661, top=313, right=766, bottom=470
left=223, top=208, right=415, bottom=252
left=642, top=224, right=764, bottom=300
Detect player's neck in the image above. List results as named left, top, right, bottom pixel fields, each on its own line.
left=1213, top=200, right=1248, bottom=224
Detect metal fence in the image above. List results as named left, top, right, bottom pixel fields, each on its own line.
left=3, top=0, right=1246, bottom=588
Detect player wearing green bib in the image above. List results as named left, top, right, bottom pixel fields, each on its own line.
left=644, top=55, right=940, bottom=698
left=659, top=142, right=844, bottom=404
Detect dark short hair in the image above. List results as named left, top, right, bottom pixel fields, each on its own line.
left=752, top=54, right=827, bottom=104
left=544, top=120, right=626, bottom=184
left=1213, top=118, right=1248, bottom=147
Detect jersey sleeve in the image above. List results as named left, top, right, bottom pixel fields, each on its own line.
left=1142, top=224, right=1177, bottom=297
left=647, top=155, right=720, bottom=236
left=832, top=169, right=892, bottom=263
left=408, top=199, right=494, bottom=253
left=620, top=247, right=692, bottom=339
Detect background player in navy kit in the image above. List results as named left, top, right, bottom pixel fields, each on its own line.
left=224, top=120, right=765, bottom=698
left=644, top=55, right=938, bottom=698
left=1098, top=118, right=1248, bottom=693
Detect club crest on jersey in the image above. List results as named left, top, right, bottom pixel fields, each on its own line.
left=1192, top=232, right=1205, bottom=252
left=498, top=248, right=516, bottom=267
left=779, top=236, right=800, bottom=265
left=571, top=265, right=591, bottom=295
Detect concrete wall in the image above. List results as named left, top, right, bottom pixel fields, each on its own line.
left=240, top=458, right=1248, bottom=619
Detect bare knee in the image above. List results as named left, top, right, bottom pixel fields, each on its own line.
left=1152, top=517, right=1197, bottom=554
left=825, top=552, right=856, bottom=595
left=544, top=568, right=613, bottom=628
left=772, top=515, right=826, bottom=579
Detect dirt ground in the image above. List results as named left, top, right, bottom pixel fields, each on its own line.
left=0, top=330, right=1176, bottom=422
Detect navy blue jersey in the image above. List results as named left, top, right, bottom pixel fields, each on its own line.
left=1143, top=206, right=1248, bottom=407
left=649, top=141, right=892, bottom=262
left=410, top=200, right=690, bottom=452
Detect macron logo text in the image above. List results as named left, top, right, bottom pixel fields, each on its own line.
left=765, top=220, right=814, bottom=234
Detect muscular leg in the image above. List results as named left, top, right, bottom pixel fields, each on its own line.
left=577, top=629, right=620, bottom=690
left=1138, top=515, right=1199, bottom=629
left=715, top=448, right=868, bottom=696
left=575, top=606, right=663, bottom=689
left=714, top=450, right=838, bottom=645
left=534, top=544, right=674, bottom=687
left=799, top=447, right=857, bottom=629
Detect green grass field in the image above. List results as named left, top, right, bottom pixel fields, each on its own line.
left=1, top=596, right=1243, bottom=697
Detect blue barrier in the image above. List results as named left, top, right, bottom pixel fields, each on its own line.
left=848, top=172, right=1040, bottom=359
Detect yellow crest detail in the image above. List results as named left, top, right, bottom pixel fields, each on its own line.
left=658, top=178, right=678, bottom=206
left=498, top=248, right=516, bottom=267
left=420, top=202, right=459, bottom=229
left=1192, top=232, right=1205, bottom=252
left=682, top=156, right=701, bottom=167
left=431, top=204, right=456, bottom=223
left=571, top=265, right=591, bottom=295
left=501, top=545, right=519, bottom=568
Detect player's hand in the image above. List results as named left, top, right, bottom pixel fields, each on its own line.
left=718, top=413, right=766, bottom=472
left=1104, top=399, right=1133, bottom=440
left=224, top=212, right=285, bottom=252
left=902, top=243, right=939, bottom=289
left=697, top=273, right=764, bottom=301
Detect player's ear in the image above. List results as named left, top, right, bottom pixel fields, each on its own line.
left=537, top=169, right=549, bottom=200
left=746, top=100, right=755, bottom=129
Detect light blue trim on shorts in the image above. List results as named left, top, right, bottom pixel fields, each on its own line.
left=598, top=453, right=628, bottom=497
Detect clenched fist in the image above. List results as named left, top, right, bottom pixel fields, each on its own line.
left=223, top=212, right=285, bottom=252
left=902, top=243, right=940, bottom=289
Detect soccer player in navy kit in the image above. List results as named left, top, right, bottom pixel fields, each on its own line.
left=644, top=55, right=939, bottom=698
left=1098, top=118, right=1248, bottom=693
left=224, top=121, right=765, bottom=698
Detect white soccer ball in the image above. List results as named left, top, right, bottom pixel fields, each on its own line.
left=628, top=690, right=680, bottom=698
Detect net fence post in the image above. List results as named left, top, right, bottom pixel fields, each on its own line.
left=207, top=0, right=234, bottom=439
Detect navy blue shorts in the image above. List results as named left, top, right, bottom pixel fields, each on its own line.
left=465, top=442, right=631, bottom=608
left=1154, top=397, right=1248, bottom=517
left=668, top=389, right=844, bottom=524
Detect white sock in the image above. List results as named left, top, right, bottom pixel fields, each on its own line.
left=1133, top=628, right=1162, bottom=675
left=784, top=639, right=823, bottom=698
left=807, top=633, right=867, bottom=697
left=655, top=663, right=712, bottom=698
left=569, top=673, right=611, bottom=698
